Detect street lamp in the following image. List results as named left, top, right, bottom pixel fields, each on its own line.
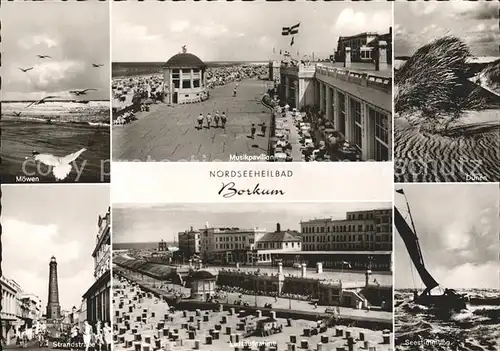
left=254, top=279, right=257, bottom=307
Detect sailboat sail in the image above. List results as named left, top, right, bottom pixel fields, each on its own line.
left=394, top=207, right=439, bottom=290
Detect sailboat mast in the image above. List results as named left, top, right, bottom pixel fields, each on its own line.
left=404, top=194, right=417, bottom=235
left=403, top=193, right=426, bottom=266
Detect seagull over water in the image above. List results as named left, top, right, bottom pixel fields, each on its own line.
left=13, top=111, right=22, bottom=117
left=19, top=67, right=33, bottom=72
left=92, top=63, right=104, bottom=67
left=37, top=55, right=51, bottom=59
left=69, top=89, right=97, bottom=96
left=26, top=96, right=60, bottom=108
left=26, top=148, right=87, bottom=181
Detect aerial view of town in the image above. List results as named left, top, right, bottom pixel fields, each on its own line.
left=112, top=203, right=393, bottom=351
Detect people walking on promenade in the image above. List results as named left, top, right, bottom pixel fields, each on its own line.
left=251, top=123, right=256, bottom=139
left=83, top=320, right=91, bottom=351
left=197, top=113, right=204, bottom=130
left=95, top=320, right=103, bottom=351
left=103, top=322, right=112, bottom=351
left=214, top=111, right=220, bottom=128
left=261, top=122, right=267, bottom=136
left=221, top=112, right=227, bottom=129
left=206, top=113, right=212, bottom=129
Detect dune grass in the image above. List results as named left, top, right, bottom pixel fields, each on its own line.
left=395, top=36, right=486, bottom=135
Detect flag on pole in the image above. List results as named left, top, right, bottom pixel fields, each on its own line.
left=290, top=23, right=300, bottom=35
left=290, top=36, right=294, bottom=46
left=395, top=189, right=405, bottom=194
left=342, top=261, right=351, bottom=268
left=282, top=23, right=300, bottom=36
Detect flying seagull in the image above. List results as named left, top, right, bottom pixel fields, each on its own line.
left=26, top=148, right=87, bottom=181
left=37, top=55, right=51, bottom=59
left=92, top=64, right=104, bottom=67
left=13, top=111, right=22, bottom=117
left=26, top=96, right=59, bottom=108
left=69, top=89, right=97, bottom=96
left=19, top=67, right=34, bottom=72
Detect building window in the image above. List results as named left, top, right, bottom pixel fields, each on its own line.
left=173, top=80, right=180, bottom=89
left=182, top=80, right=191, bottom=89
left=351, top=98, right=362, bottom=151
left=193, top=79, right=200, bottom=88
left=371, top=107, right=389, bottom=161
left=337, top=92, right=346, bottom=135
left=360, top=47, right=372, bottom=60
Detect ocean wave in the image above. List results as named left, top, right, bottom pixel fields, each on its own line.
left=396, top=289, right=500, bottom=351
left=1, top=116, right=109, bottom=126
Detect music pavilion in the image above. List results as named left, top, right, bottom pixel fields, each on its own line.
left=162, top=47, right=208, bottom=105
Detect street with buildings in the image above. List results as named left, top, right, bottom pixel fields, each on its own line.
left=1, top=186, right=111, bottom=350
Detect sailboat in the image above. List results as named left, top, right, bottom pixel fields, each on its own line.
left=395, top=189, right=467, bottom=313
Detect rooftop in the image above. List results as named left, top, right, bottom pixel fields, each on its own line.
left=320, top=62, right=392, bottom=78
left=163, top=53, right=206, bottom=68
left=259, top=231, right=301, bottom=242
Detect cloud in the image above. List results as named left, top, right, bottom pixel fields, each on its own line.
left=120, top=23, right=162, bottom=41
left=192, top=22, right=229, bottom=39
left=465, top=31, right=500, bottom=46
left=434, top=262, right=499, bottom=289
left=2, top=2, right=110, bottom=101
left=452, top=2, right=499, bottom=20
left=6, top=60, right=89, bottom=96
left=2, top=217, right=98, bottom=311
left=18, top=34, right=58, bottom=50
left=441, top=221, right=471, bottom=251
left=3, top=219, right=82, bottom=264
left=332, top=8, right=390, bottom=37
left=170, top=20, right=190, bottom=33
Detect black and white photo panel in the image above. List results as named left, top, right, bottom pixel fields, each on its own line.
left=394, top=184, right=500, bottom=351
left=394, top=1, right=500, bottom=183
left=0, top=1, right=110, bottom=184
left=111, top=1, right=392, bottom=163
left=112, top=202, right=393, bottom=351
left=0, top=184, right=111, bottom=349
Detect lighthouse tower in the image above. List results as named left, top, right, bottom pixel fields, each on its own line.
left=46, top=256, right=61, bottom=320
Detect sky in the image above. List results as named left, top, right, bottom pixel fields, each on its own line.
left=395, top=1, right=500, bottom=57
left=395, top=184, right=500, bottom=290
left=0, top=2, right=110, bottom=101
left=112, top=1, right=392, bottom=62
left=1, top=185, right=110, bottom=313
left=113, top=202, right=391, bottom=243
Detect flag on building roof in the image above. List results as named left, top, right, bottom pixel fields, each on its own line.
left=396, top=189, right=405, bottom=194
left=282, top=23, right=300, bottom=36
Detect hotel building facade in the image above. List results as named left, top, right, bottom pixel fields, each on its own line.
left=278, top=29, right=392, bottom=161
left=82, top=207, right=111, bottom=325
left=300, top=208, right=392, bottom=252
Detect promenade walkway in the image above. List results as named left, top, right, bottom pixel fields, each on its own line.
left=113, top=79, right=272, bottom=161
